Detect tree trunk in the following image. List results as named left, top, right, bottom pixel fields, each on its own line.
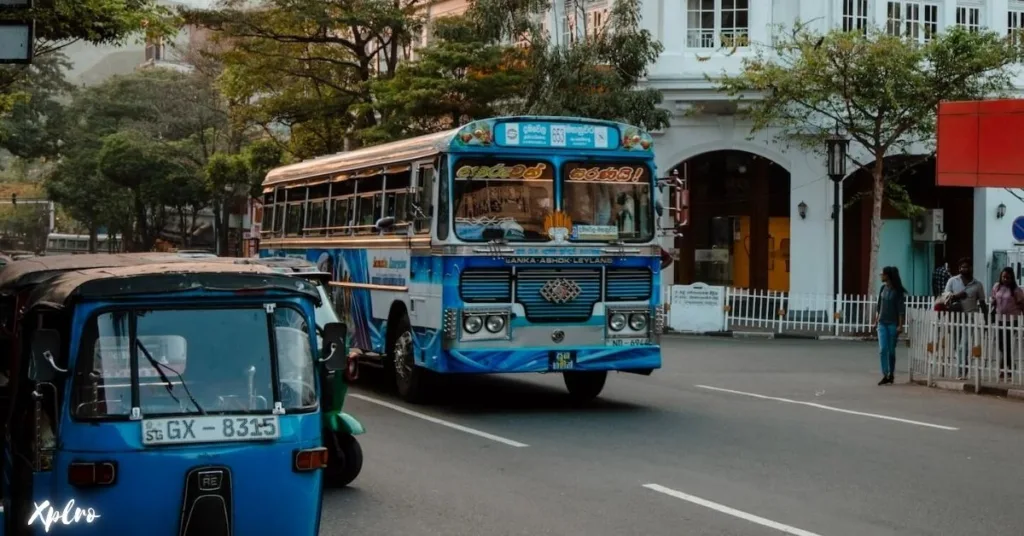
left=88, top=227, right=98, bottom=254
left=867, top=155, right=886, bottom=297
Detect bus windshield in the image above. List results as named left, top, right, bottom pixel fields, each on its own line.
left=72, top=306, right=317, bottom=419
left=562, top=161, right=654, bottom=242
left=452, top=157, right=554, bottom=242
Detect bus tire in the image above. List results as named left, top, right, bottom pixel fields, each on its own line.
left=326, top=433, right=363, bottom=488
left=563, top=371, right=607, bottom=401
left=388, top=314, right=429, bottom=403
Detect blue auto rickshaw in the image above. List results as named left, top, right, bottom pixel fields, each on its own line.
left=1, top=262, right=347, bottom=535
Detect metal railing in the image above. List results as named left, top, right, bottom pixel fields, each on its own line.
left=907, top=308, right=1023, bottom=390
left=723, top=287, right=934, bottom=336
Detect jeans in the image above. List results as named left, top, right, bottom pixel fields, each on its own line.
left=877, top=322, right=898, bottom=376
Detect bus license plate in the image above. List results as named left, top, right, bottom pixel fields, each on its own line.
left=610, top=338, right=650, bottom=347
left=142, top=415, right=280, bottom=446
left=549, top=351, right=576, bottom=371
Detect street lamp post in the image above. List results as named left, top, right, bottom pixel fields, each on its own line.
left=826, top=130, right=850, bottom=303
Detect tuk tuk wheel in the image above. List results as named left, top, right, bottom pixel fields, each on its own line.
left=326, top=433, right=363, bottom=488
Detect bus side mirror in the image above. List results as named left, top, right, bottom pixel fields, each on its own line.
left=375, top=216, right=396, bottom=230
left=319, top=322, right=347, bottom=371
left=657, top=175, right=688, bottom=227
left=29, top=329, right=66, bottom=382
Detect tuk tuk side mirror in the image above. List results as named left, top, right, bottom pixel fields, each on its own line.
left=29, top=328, right=66, bottom=382
left=319, top=322, right=347, bottom=371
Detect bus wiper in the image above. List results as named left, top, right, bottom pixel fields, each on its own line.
left=137, top=339, right=206, bottom=415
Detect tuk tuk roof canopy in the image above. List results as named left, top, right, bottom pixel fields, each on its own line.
left=0, top=253, right=207, bottom=294
left=25, top=262, right=322, bottom=312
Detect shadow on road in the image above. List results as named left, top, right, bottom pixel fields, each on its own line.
left=351, top=368, right=649, bottom=416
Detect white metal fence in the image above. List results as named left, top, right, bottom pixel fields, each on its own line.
left=907, top=308, right=1023, bottom=389
left=721, top=287, right=934, bottom=337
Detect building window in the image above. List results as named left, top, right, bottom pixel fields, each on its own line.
left=842, top=0, right=870, bottom=34
left=1009, top=6, right=1024, bottom=44
left=956, top=5, right=981, bottom=32
left=687, top=0, right=749, bottom=49
left=887, top=1, right=939, bottom=43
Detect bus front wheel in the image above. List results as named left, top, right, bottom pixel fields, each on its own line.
left=388, top=314, right=429, bottom=403
left=563, top=371, right=607, bottom=401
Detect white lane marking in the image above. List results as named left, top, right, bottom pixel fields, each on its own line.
left=643, top=483, right=824, bottom=536
left=695, top=385, right=959, bottom=431
left=349, top=393, right=529, bottom=447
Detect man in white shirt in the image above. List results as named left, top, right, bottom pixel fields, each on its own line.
left=943, top=257, right=988, bottom=378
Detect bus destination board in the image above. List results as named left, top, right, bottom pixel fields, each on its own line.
left=495, top=122, right=618, bottom=150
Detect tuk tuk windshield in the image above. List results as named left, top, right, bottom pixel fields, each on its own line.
left=72, top=306, right=317, bottom=419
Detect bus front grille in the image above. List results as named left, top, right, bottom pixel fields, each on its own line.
left=515, top=268, right=601, bottom=323
left=459, top=268, right=513, bottom=303
left=605, top=268, right=653, bottom=301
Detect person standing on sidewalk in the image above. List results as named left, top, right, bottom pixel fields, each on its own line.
left=874, top=266, right=908, bottom=385
left=990, top=267, right=1023, bottom=380
left=943, top=258, right=988, bottom=379
left=933, top=258, right=951, bottom=296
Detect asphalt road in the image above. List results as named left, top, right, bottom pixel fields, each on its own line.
left=319, top=336, right=1024, bottom=536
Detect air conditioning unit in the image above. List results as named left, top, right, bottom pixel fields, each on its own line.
left=912, top=209, right=946, bottom=242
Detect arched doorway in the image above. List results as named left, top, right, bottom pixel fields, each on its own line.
left=671, top=150, right=792, bottom=291
left=841, top=156, right=974, bottom=295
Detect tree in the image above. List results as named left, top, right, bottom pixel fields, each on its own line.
left=369, top=15, right=531, bottom=142
left=518, top=0, right=669, bottom=130
left=714, top=24, right=1023, bottom=294
left=184, top=0, right=427, bottom=157
left=0, top=0, right=170, bottom=115
left=0, top=53, right=75, bottom=159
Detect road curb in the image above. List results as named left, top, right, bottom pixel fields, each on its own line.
left=910, top=378, right=1024, bottom=400
left=666, top=331, right=890, bottom=343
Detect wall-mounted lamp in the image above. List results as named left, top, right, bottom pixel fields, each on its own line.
left=997, top=203, right=1007, bottom=219
left=797, top=201, right=808, bottom=219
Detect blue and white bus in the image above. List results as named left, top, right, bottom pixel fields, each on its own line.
left=258, top=116, right=684, bottom=403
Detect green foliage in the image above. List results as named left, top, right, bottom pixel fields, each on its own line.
left=184, top=0, right=427, bottom=158
left=519, top=0, right=669, bottom=130
left=369, top=15, right=531, bottom=142
left=714, top=23, right=1023, bottom=292
left=0, top=53, right=76, bottom=160
left=0, top=0, right=171, bottom=118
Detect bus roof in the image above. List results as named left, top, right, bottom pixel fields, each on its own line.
left=263, top=116, right=656, bottom=187
left=25, top=262, right=320, bottom=311
left=0, top=253, right=201, bottom=294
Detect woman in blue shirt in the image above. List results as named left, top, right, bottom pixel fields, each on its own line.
left=874, top=266, right=908, bottom=385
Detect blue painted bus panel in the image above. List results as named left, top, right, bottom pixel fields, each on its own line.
left=262, top=247, right=662, bottom=374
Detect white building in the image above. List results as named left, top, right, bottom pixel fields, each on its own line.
left=541, top=0, right=1024, bottom=296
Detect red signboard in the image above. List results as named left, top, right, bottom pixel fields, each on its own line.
left=937, top=99, right=1024, bottom=187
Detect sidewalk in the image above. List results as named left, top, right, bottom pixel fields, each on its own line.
left=666, top=330, right=1024, bottom=401
left=668, top=327, right=883, bottom=342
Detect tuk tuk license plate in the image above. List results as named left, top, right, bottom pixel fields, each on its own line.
left=142, top=416, right=280, bottom=446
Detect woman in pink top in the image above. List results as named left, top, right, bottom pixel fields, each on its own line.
left=991, top=267, right=1024, bottom=379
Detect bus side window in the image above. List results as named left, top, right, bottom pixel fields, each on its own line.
left=415, top=164, right=434, bottom=234
left=436, top=157, right=449, bottom=240
left=384, top=167, right=411, bottom=233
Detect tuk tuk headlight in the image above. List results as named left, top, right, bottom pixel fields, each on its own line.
left=463, top=315, right=483, bottom=334
left=608, top=313, right=627, bottom=332
left=485, top=315, right=506, bottom=333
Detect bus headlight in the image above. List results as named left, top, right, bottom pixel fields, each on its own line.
left=485, top=315, right=506, bottom=333
left=463, top=315, right=483, bottom=334
left=629, top=313, right=648, bottom=332
left=608, top=313, right=627, bottom=332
